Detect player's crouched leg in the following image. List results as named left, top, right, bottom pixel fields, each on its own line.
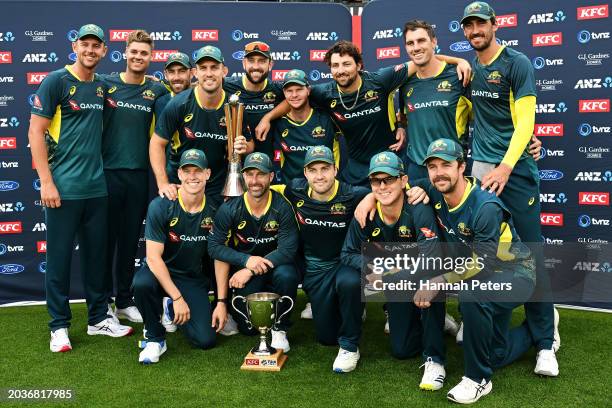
left=176, top=275, right=216, bottom=350
left=333, top=265, right=363, bottom=373
left=133, top=265, right=167, bottom=364
left=270, top=264, right=299, bottom=352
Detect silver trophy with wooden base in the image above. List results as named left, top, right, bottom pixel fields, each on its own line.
left=232, top=292, right=294, bottom=371
left=222, top=94, right=246, bottom=197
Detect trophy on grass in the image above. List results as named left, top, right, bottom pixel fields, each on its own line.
left=232, top=292, right=294, bottom=371
left=222, top=94, right=246, bottom=197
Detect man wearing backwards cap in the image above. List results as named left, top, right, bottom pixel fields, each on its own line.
left=208, top=152, right=299, bottom=352
left=461, top=1, right=559, bottom=378
left=133, top=149, right=226, bottom=364
left=150, top=45, right=254, bottom=207
left=342, top=151, right=447, bottom=386
left=224, top=41, right=285, bottom=158
left=270, top=69, right=340, bottom=184
left=29, top=24, right=134, bottom=353
left=416, top=138, right=537, bottom=403
left=271, top=146, right=369, bottom=372
left=100, top=30, right=169, bottom=325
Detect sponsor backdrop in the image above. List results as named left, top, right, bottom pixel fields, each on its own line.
left=0, top=0, right=610, bottom=309
left=361, top=0, right=611, bottom=309
left=0, top=0, right=351, bottom=304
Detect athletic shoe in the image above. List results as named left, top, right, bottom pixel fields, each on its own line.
left=271, top=329, right=290, bottom=353
left=552, top=307, right=561, bottom=352
left=419, top=357, right=446, bottom=391
left=447, top=376, right=492, bottom=404
left=534, top=348, right=559, bottom=377
left=116, top=306, right=143, bottom=323
left=333, top=348, right=360, bottom=373
left=139, top=340, right=167, bottom=364
left=161, top=297, right=177, bottom=333
left=50, top=328, right=72, bottom=353
left=300, top=302, right=313, bottom=319
left=456, top=322, right=464, bottom=345
left=384, top=309, right=390, bottom=335
left=444, top=313, right=460, bottom=337
left=87, top=317, right=134, bottom=337
left=107, top=303, right=120, bottom=325
left=219, top=314, right=239, bottom=336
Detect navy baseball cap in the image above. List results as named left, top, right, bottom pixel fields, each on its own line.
left=304, top=146, right=334, bottom=167
left=368, top=152, right=404, bottom=177
left=242, top=152, right=273, bottom=173
left=77, top=24, right=105, bottom=43
left=422, top=138, right=464, bottom=164
left=179, top=149, right=208, bottom=169
left=165, top=52, right=191, bottom=69
left=461, top=1, right=496, bottom=24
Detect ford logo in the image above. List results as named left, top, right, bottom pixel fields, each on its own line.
left=449, top=41, right=473, bottom=52
left=538, top=170, right=564, bottom=181
left=232, top=51, right=245, bottom=60
left=0, top=181, right=19, bottom=191
left=0, top=264, right=25, bottom=275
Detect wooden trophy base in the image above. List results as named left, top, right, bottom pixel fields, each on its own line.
left=240, top=349, right=288, bottom=371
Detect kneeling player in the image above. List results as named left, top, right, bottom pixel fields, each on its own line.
left=416, top=139, right=538, bottom=404
left=342, top=152, right=447, bottom=389
left=133, top=149, right=227, bottom=364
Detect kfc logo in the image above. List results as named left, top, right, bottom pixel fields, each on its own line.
left=579, top=192, right=610, bottom=205
left=272, top=70, right=290, bottom=81
left=0, top=137, right=16, bottom=150
left=0, top=221, right=22, bottom=234
left=540, top=213, right=564, bottom=226
left=37, top=241, right=47, bottom=253
left=109, top=30, right=134, bottom=42
left=496, top=14, right=518, bottom=28
left=532, top=32, right=563, bottom=46
left=534, top=123, right=564, bottom=136
left=0, top=51, right=12, bottom=63
left=192, top=30, right=218, bottom=41
left=309, top=50, right=327, bottom=61
left=579, top=99, right=610, bottom=113
left=152, top=50, right=178, bottom=62
left=27, top=72, right=48, bottom=85
left=376, top=46, right=401, bottom=60
left=577, top=5, right=609, bottom=20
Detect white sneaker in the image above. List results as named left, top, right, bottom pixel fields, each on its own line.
left=384, top=309, right=390, bottom=335
left=444, top=313, right=460, bottom=337
left=300, top=302, right=313, bottom=319
left=271, top=329, right=290, bottom=353
left=552, top=307, right=561, bottom=352
left=107, top=304, right=120, bottom=325
left=87, top=317, right=134, bottom=337
left=161, top=297, right=177, bottom=333
left=419, top=357, right=446, bottom=391
left=456, top=322, right=464, bottom=345
left=139, top=340, right=167, bottom=364
left=447, top=376, right=492, bottom=404
left=50, top=328, right=72, bottom=353
left=333, top=348, right=360, bottom=373
left=116, top=306, right=143, bottom=323
left=219, top=313, right=239, bottom=336
left=534, top=348, right=559, bottom=377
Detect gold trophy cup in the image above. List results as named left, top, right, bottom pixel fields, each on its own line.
left=222, top=94, right=247, bottom=197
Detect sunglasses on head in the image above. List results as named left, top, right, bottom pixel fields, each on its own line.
left=244, top=42, right=270, bottom=52
left=369, top=175, right=400, bottom=187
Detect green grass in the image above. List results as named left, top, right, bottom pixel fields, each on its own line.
left=1, top=294, right=610, bottom=407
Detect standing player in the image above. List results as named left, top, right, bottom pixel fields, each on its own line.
left=133, top=149, right=226, bottom=364
left=460, top=1, right=558, bottom=376
left=28, top=24, right=133, bottom=352
left=256, top=41, right=472, bottom=186
left=416, top=138, right=538, bottom=403
left=342, top=152, right=447, bottom=389
left=272, top=146, right=369, bottom=372
left=101, top=30, right=168, bottom=323
left=149, top=46, right=253, bottom=207
left=208, top=153, right=299, bottom=352
left=271, top=69, right=340, bottom=183
left=223, top=41, right=284, bottom=158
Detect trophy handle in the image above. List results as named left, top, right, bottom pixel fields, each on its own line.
left=231, top=295, right=252, bottom=330
left=274, top=296, right=294, bottom=327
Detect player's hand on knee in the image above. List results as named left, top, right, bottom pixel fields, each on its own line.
left=173, top=298, right=190, bottom=325
left=406, top=186, right=430, bottom=205
left=246, top=256, right=273, bottom=274
left=41, top=181, right=61, bottom=208
left=159, top=183, right=178, bottom=200
left=212, top=303, right=228, bottom=333
left=413, top=289, right=434, bottom=309
left=529, top=135, right=542, bottom=161
left=229, top=268, right=253, bottom=289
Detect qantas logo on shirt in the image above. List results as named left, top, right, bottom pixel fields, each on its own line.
left=333, top=106, right=382, bottom=121
left=409, top=100, right=450, bottom=110
left=296, top=212, right=346, bottom=228
left=471, top=89, right=499, bottom=98
left=69, top=100, right=80, bottom=110
left=105, top=97, right=151, bottom=112
left=184, top=127, right=196, bottom=139
left=67, top=100, right=103, bottom=111
left=280, top=141, right=310, bottom=152
left=169, top=231, right=180, bottom=242
left=420, top=227, right=437, bottom=239
left=235, top=233, right=276, bottom=245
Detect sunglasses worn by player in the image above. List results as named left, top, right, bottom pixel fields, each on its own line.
left=369, top=175, right=400, bottom=187
left=244, top=42, right=270, bottom=52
